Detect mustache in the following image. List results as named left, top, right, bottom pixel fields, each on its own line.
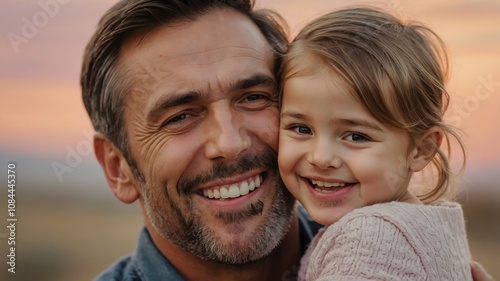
left=178, top=151, right=278, bottom=195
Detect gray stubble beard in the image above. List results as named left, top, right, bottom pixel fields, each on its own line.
left=142, top=171, right=295, bottom=265
left=139, top=148, right=296, bottom=265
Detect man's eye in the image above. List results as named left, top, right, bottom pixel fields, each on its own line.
left=162, top=113, right=190, bottom=127
left=238, top=92, right=276, bottom=111
left=244, top=93, right=268, bottom=102
left=246, top=94, right=261, bottom=101
left=171, top=113, right=190, bottom=122
left=345, top=132, right=371, bottom=142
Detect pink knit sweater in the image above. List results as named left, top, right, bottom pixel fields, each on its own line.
left=299, top=201, right=473, bottom=281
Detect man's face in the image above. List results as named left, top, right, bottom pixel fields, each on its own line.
left=119, top=9, right=295, bottom=264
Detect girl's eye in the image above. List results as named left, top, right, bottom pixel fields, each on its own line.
left=345, top=132, right=371, bottom=142
left=292, top=125, right=312, bottom=135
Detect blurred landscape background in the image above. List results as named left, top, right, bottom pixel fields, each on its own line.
left=1, top=0, right=499, bottom=280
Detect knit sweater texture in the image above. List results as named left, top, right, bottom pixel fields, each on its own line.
left=299, top=201, right=473, bottom=281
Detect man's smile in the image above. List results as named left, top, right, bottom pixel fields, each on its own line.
left=200, top=174, right=263, bottom=200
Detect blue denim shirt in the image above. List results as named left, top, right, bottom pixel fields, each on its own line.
left=95, top=205, right=321, bottom=281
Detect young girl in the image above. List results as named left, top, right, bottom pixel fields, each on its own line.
left=278, top=7, right=473, bottom=280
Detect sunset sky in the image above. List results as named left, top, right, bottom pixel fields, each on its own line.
left=1, top=0, right=499, bottom=187
left=1, top=2, right=499, bottom=279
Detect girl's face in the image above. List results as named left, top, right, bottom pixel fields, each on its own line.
left=278, top=70, right=420, bottom=225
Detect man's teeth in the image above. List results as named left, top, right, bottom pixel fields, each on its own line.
left=311, top=179, right=345, bottom=188
left=202, top=175, right=261, bottom=200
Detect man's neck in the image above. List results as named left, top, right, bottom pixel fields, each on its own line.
left=146, top=210, right=301, bottom=281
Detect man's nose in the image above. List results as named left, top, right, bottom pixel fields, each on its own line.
left=307, top=137, right=342, bottom=170
left=204, top=102, right=251, bottom=160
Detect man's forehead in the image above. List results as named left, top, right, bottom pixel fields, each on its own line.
left=118, top=8, right=274, bottom=86
left=121, top=9, right=272, bottom=64
left=129, top=46, right=270, bottom=75
left=121, top=44, right=274, bottom=99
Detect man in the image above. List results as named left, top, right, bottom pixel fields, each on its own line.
left=81, top=1, right=494, bottom=280
left=83, top=1, right=309, bottom=280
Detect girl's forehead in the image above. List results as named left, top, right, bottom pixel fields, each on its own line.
left=283, top=49, right=324, bottom=79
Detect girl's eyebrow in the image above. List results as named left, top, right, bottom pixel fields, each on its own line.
left=280, top=111, right=382, bottom=132
left=280, top=111, right=306, bottom=119
left=336, top=118, right=382, bottom=131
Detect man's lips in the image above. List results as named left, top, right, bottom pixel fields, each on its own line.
left=199, top=174, right=263, bottom=200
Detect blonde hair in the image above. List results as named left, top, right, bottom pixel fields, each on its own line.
left=280, top=7, right=466, bottom=203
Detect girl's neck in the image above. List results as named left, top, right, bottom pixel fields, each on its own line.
left=399, top=190, right=423, bottom=205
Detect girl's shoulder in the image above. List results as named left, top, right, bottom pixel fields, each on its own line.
left=339, top=200, right=462, bottom=224
left=323, top=200, right=465, bottom=241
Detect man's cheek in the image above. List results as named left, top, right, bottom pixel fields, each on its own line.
left=256, top=114, right=280, bottom=149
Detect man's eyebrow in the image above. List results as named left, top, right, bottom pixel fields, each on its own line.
left=146, top=91, right=205, bottom=123
left=231, top=73, right=276, bottom=91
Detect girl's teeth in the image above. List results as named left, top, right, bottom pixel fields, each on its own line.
left=311, top=179, right=345, bottom=188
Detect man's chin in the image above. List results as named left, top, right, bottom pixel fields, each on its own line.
left=188, top=197, right=294, bottom=264
left=195, top=224, right=278, bottom=265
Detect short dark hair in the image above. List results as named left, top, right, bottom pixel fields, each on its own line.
left=81, top=0, right=288, bottom=165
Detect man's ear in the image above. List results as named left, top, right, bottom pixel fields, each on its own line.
left=409, top=127, right=443, bottom=172
left=94, top=132, right=139, bottom=204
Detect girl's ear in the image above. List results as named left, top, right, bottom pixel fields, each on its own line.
left=409, top=127, right=443, bottom=172
left=94, top=132, right=140, bottom=204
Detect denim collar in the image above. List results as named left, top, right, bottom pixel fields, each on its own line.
left=131, top=228, right=184, bottom=281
